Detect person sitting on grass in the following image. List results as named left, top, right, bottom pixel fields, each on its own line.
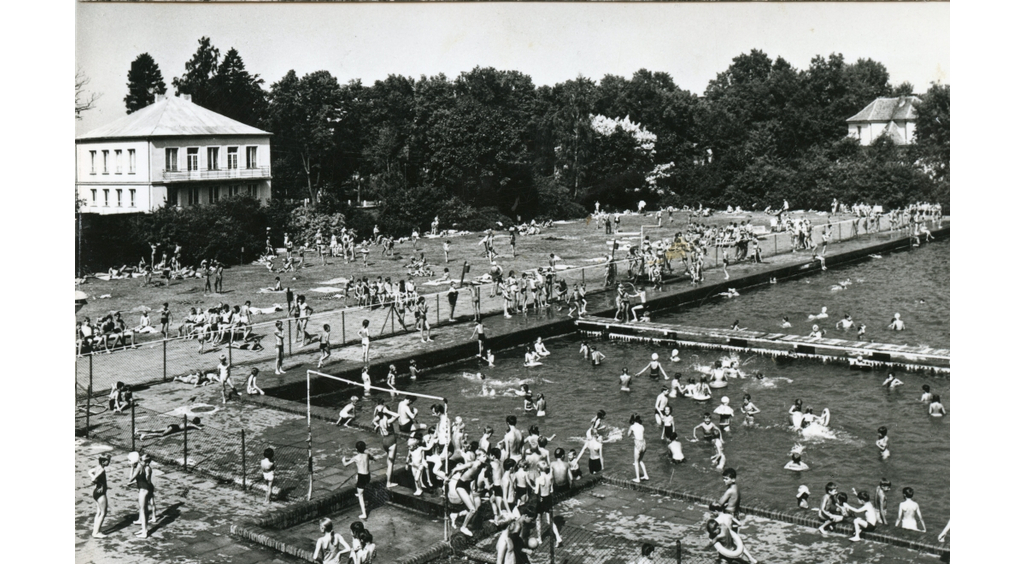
left=136, top=417, right=204, bottom=440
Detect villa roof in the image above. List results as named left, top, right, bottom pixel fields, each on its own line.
left=846, top=96, right=922, bottom=123
left=77, top=95, right=269, bottom=141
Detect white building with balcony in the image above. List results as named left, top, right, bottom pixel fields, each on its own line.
left=76, top=94, right=272, bottom=214
left=846, top=95, right=922, bottom=146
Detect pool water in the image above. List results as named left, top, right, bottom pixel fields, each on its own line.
left=656, top=240, right=950, bottom=349
left=310, top=243, right=950, bottom=528
left=381, top=341, right=950, bottom=529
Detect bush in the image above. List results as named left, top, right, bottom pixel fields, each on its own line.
left=288, top=206, right=347, bottom=247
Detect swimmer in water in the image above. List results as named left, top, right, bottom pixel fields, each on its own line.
left=579, top=341, right=591, bottom=360
left=709, top=429, right=726, bottom=470
left=896, top=487, right=926, bottom=532
left=619, top=368, right=633, bottom=392
left=524, top=347, right=542, bottom=367
left=535, top=394, right=547, bottom=417
left=920, top=385, right=933, bottom=403
left=808, top=307, right=828, bottom=321
left=669, top=373, right=685, bottom=398
left=882, top=373, right=904, bottom=390
left=484, top=350, right=495, bottom=368
left=888, top=312, right=905, bottom=331
left=670, top=349, right=682, bottom=363
left=694, top=376, right=713, bottom=401
left=784, top=452, right=809, bottom=472
left=591, top=347, right=606, bottom=367
left=635, top=353, right=669, bottom=380
left=692, top=413, right=722, bottom=443
left=533, top=337, right=551, bottom=357
left=516, top=384, right=535, bottom=413
left=713, top=397, right=735, bottom=432
left=808, top=324, right=824, bottom=339
left=928, top=395, right=946, bottom=417
left=740, top=394, right=760, bottom=427
left=797, top=485, right=811, bottom=509
left=857, top=324, right=867, bottom=340
left=789, top=399, right=804, bottom=428
left=730, top=320, right=741, bottom=331
left=876, top=426, right=890, bottom=459
left=709, top=361, right=729, bottom=388
left=836, top=314, right=854, bottom=332
left=781, top=316, right=792, bottom=329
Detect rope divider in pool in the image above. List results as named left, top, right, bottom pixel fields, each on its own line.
left=578, top=330, right=950, bottom=376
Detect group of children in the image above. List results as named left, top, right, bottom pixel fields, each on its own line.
left=808, top=479, right=931, bottom=542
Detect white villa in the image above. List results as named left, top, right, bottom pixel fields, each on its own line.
left=846, top=95, right=922, bottom=146
left=76, top=94, right=272, bottom=214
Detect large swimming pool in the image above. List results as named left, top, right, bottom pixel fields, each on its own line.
left=313, top=243, right=951, bottom=529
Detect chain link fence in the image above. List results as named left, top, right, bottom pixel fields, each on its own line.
left=79, top=398, right=310, bottom=500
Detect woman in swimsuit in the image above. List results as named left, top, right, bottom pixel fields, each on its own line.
left=627, top=414, right=650, bottom=482
left=88, top=454, right=111, bottom=538
left=928, top=395, right=947, bottom=417
left=741, top=394, right=761, bottom=427
left=313, top=518, right=352, bottom=564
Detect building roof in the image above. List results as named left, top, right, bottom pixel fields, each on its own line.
left=77, top=95, right=269, bottom=141
left=846, top=96, right=921, bottom=123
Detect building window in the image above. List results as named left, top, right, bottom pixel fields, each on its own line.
left=115, top=150, right=123, bottom=174
left=188, top=187, right=200, bottom=206
left=248, top=183, right=258, bottom=197
left=209, top=186, right=219, bottom=203
left=246, top=146, right=257, bottom=169
left=102, top=150, right=109, bottom=174
left=90, top=151, right=96, bottom=174
left=857, top=126, right=862, bottom=139
left=103, top=189, right=109, bottom=206
left=91, top=189, right=97, bottom=203
left=228, top=185, right=238, bottom=197
left=165, top=148, right=179, bottom=172
left=187, top=148, right=199, bottom=171
left=227, top=147, right=238, bottom=170
left=207, top=147, right=219, bottom=171
left=129, top=189, right=136, bottom=207
left=116, top=189, right=123, bottom=207
left=128, top=149, right=136, bottom=174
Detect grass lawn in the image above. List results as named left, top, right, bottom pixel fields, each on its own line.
left=76, top=209, right=846, bottom=336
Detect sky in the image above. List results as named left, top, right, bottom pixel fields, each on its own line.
left=77, top=2, right=950, bottom=139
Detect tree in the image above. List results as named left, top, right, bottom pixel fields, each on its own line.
left=913, top=83, right=950, bottom=208
left=76, top=68, right=99, bottom=120
left=124, top=53, right=167, bottom=114
left=172, top=37, right=220, bottom=107
left=206, top=48, right=267, bottom=126
left=264, top=70, right=344, bottom=202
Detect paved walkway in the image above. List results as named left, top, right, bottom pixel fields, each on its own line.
left=75, top=438, right=298, bottom=564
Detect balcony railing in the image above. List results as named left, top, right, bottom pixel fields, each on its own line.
left=162, top=166, right=271, bottom=182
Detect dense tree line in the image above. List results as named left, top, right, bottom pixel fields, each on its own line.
left=124, top=40, right=951, bottom=236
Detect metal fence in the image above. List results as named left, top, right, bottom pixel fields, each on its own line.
left=79, top=399, right=310, bottom=500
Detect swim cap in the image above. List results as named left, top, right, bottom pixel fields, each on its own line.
left=652, top=353, right=659, bottom=360
left=797, top=485, right=810, bottom=497
left=894, top=313, right=901, bottom=318
left=672, top=349, right=679, bottom=356
left=721, top=397, right=729, bottom=404
left=127, top=452, right=140, bottom=464
left=350, top=396, right=359, bottom=402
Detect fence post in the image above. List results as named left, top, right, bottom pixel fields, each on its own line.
left=241, top=428, right=247, bottom=491
left=163, top=339, right=167, bottom=382
left=86, top=355, right=93, bottom=437
left=676, top=539, right=682, bottom=564
left=549, top=528, right=555, bottom=563
left=436, top=294, right=440, bottom=325
left=581, top=266, right=585, bottom=287
left=288, top=319, right=293, bottom=356
left=228, top=332, right=233, bottom=366
left=183, top=414, right=189, bottom=471
left=131, top=401, right=136, bottom=452
left=342, top=310, right=346, bottom=345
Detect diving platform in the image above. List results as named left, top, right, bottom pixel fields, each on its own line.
left=575, top=318, right=950, bottom=374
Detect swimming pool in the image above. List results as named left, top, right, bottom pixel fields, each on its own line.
left=655, top=240, right=949, bottom=348
left=308, top=243, right=950, bottom=529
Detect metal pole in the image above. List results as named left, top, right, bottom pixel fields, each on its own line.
left=391, top=302, right=395, bottom=334
left=581, top=266, right=585, bottom=287
left=676, top=539, right=682, bottom=564
left=86, top=355, right=93, bottom=437
left=288, top=319, right=293, bottom=356
left=131, top=402, right=136, bottom=452
left=307, top=370, right=313, bottom=501
left=342, top=310, right=346, bottom=344
left=549, top=527, right=555, bottom=562
left=435, top=294, right=440, bottom=325
left=241, top=428, right=247, bottom=491
left=163, top=339, right=167, bottom=382
left=183, top=414, right=188, bottom=471
left=774, top=232, right=778, bottom=256
left=228, top=331, right=233, bottom=366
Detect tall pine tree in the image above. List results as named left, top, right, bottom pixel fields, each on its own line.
left=124, top=53, right=167, bottom=114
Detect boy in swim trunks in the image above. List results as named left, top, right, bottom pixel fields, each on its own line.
left=337, top=396, right=358, bottom=427
left=574, top=429, right=604, bottom=474
left=845, top=491, right=878, bottom=542
left=817, top=482, right=843, bottom=535
left=897, top=487, right=926, bottom=532
left=342, top=441, right=375, bottom=519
